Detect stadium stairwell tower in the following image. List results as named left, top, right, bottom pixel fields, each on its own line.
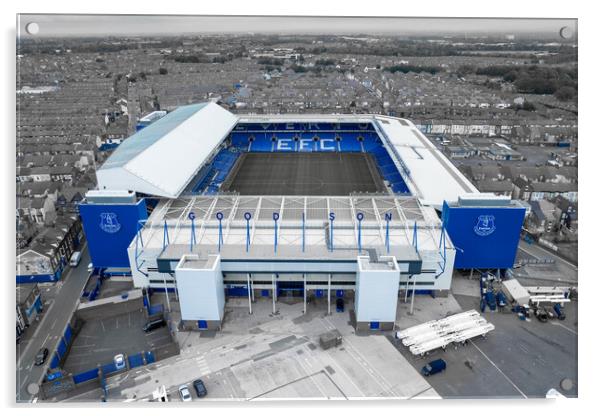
left=80, top=102, right=525, bottom=332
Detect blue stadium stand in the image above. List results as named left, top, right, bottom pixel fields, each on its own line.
left=339, top=135, right=362, bottom=152
left=249, top=137, right=273, bottom=152
left=318, top=132, right=336, bottom=140
left=278, top=132, right=296, bottom=140
left=231, top=132, right=249, bottom=148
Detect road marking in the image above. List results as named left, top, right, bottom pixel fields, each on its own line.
left=550, top=321, right=578, bottom=335
left=469, top=339, right=528, bottom=398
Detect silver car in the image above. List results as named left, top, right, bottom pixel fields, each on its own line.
left=179, top=384, right=192, bottom=402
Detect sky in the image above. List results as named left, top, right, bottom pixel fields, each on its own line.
left=17, top=15, right=577, bottom=38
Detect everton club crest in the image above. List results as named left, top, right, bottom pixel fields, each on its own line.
left=474, top=215, right=496, bottom=236
left=99, top=212, right=121, bottom=234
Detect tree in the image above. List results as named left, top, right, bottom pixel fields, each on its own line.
left=159, top=67, right=168, bottom=75
left=457, top=64, right=475, bottom=76
left=554, top=86, right=577, bottom=101
left=522, top=101, right=536, bottom=111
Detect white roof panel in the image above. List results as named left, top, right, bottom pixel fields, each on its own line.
left=375, top=117, right=478, bottom=207
left=97, top=102, right=238, bottom=198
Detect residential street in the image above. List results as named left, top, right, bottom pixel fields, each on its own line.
left=16, top=245, right=91, bottom=403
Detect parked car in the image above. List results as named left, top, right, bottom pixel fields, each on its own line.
left=34, top=347, right=49, bottom=366
left=336, top=298, right=345, bottom=312
left=179, top=384, right=192, bottom=402
left=69, top=251, right=82, bottom=267
left=421, top=358, right=447, bottom=377
left=193, top=379, right=207, bottom=397
left=87, top=262, right=94, bottom=273
left=114, top=354, right=126, bottom=370
left=143, top=317, right=167, bottom=333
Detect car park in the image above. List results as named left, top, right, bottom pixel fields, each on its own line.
left=193, top=379, right=207, bottom=397
left=179, top=384, right=192, bottom=402
left=34, top=347, right=49, bottom=366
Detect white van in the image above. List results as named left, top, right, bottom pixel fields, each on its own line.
left=69, top=251, right=82, bottom=267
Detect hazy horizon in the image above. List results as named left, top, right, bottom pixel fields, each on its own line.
left=17, top=15, right=577, bottom=39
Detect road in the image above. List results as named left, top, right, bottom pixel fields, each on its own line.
left=518, top=240, right=577, bottom=272
left=16, top=245, right=92, bottom=403
left=514, top=241, right=578, bottom=285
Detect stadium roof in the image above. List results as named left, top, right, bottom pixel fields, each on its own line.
left=136, top=195, right=450, bottom=263
left=373, top=116, right=478, bottom=207
left=97, top=102, right=238, bottom=199
left=95, top=104, right=478, bottom=205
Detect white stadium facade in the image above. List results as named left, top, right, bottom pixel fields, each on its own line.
left=79, top=102, right=525, bottom=331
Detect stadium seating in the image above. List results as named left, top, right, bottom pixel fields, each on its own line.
left=338, top=136, right=362, bottom=152
left=231, top=132, right=251, bottom=150
left=207, top=123, right=412, bottom=195
left=190, top=148, right=240, bottom=194
left=248, top=136, right=273, bottom=152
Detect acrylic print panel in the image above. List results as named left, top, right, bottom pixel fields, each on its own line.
left=16, top=14, right=578, bottom=403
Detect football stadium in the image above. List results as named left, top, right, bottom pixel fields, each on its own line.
left=79, top=102, right=526, bottom=331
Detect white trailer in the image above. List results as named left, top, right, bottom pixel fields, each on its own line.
left=398, top=309, right=495, bottom=356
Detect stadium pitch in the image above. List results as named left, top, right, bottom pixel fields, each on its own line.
left=222, top=152, right=388, bottom=195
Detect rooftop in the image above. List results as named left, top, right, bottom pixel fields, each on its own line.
left=97, top=102, right=238, bottom=198
left=134, top=195, right=449, bottom=266
left=374, top=116, right=478, bottom=207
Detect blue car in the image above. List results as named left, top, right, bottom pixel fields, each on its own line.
left=421, top=358, right=446, bottom=377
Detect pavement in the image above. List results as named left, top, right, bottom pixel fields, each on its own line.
left=66, top=296, right=438, bottom=402
left=53, top=272, right=578, bottom=402
left=16, top=244, right=92, bottom=403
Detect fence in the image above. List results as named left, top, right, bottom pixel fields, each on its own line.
left=128, top=353, right=145, bottom=369
left=48, top=320, right=79, bottom=370
left=72, top=368, right=99, bottom=385
left=148, top=303, right=164, bottom=317
left=71, top=350, right=157, bottom=386
left=145, top=351, right=156, bottom=364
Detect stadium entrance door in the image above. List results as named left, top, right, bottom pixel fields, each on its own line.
left=277, top=281, right=304, bottom=297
